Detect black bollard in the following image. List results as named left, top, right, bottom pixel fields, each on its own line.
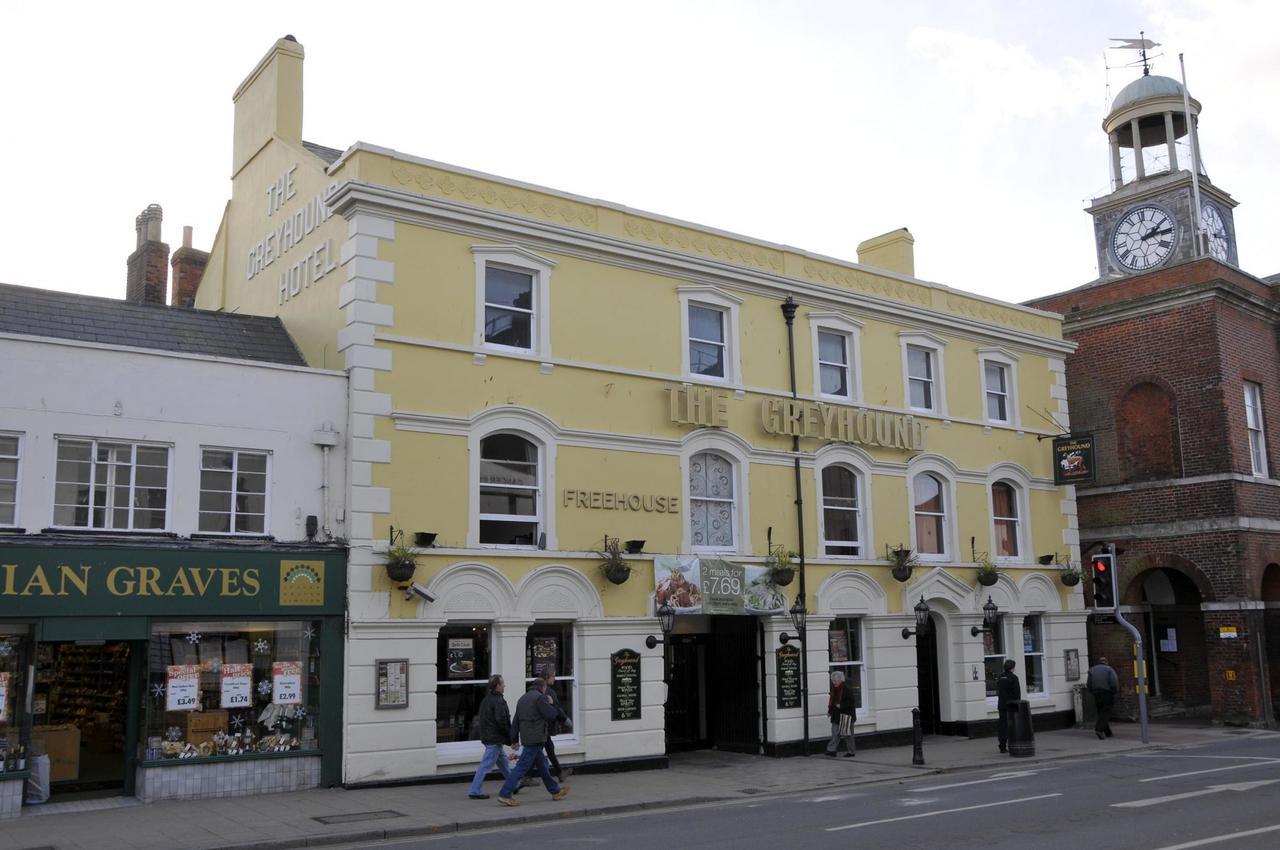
left=1009, top=700, right=1035, bottom=757
left=911, top=707, right=925, bottom=765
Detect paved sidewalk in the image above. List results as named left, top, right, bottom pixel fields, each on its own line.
left=1, top=724, right=1249, bottom=850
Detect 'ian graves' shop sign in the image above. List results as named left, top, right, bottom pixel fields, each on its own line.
left=654, top=556, right=786, bottom=615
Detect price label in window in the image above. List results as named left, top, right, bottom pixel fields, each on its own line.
left=166, top=664, right=201, bottom=711
left=221, top=663, right=253, bottom=708
left=272, top=661, right=302, bottom=705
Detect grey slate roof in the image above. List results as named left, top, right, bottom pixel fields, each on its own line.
left=0, top=282, right=307, bottom=366
left=303, top=140, right=344, bottom=165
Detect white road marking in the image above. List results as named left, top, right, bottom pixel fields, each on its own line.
left=1113, top=778, right=1280, bottom=808
left=804, top=794, right=855, bottom=803
left=899, top=798, right=938, bottom=806
left=908, top=769, right=1046, bottom=792
left=1127, top=754, right=1279, bottom=761
left=1151, top=823, right=1280, bottom=850
left=825, top=793, right=1061, bottom=831
left=1138, top=759, right=1280, bottom=782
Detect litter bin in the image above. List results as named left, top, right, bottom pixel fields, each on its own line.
left=1008, top=700, right=1035, bottom=758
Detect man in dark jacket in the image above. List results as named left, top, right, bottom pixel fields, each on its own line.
left=467, top=675, right=512, bottom=799
left=497, top=679, right=568, bottom=806
left=996, top=659, right=1021, bottom=753
left=1086, top=656, right=1119, bottom=740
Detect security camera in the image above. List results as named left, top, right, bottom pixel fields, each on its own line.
left=404, top=582, right=436, bottom=604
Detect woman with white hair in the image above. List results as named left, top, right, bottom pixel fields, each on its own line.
left=826, top=670, right=857, bottom=757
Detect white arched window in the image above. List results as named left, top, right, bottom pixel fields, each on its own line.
left=689, top=451, right=736, bottom=550
left=821, top=466, right=861, bottom=556
left=913, top=473, right=947, bottom=556
left=991, top=481, right=1021, bottom=559
left=478, top=433, right=541, bottom=546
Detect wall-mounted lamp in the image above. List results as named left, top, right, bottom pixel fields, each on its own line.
left=901, top=596, right=932, bottom=640
left=970, top=595, right=1000, bottom=637
left=645, top=602, right=675, bottom=649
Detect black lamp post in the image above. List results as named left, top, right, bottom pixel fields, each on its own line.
left=779, top=598, right=808, bottom=644
left=645, top=602, right=674, bottom=649
left=901, top=596, right=932, bottom=640
left=970, top=595, right=1000, bottom=637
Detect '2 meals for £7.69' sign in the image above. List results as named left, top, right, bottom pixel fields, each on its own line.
left=654, top=556, right=787, bottom=616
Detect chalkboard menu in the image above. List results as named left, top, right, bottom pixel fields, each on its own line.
left=776, top=644, right=802, bottom=709
left=611, top=649, right=641, bottom=721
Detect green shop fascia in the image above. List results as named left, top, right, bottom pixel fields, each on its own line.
left=0, top=542, right=345, bottom=800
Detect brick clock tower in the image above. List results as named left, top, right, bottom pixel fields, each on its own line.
left=1031, top=67, right=1280, bottom=728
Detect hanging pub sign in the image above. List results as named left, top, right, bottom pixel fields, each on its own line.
left=1052, top=434, right=1096, bottom=486
left=654, top=556, right=786, bottom=616
left=776, top=645, right=802, bottom=709
left=446, top=638, right=476, bottom=679
left=610, top=649, right=641, bottom=721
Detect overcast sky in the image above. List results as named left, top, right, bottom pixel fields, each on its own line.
left=2, top=0, right=1276, bottom=307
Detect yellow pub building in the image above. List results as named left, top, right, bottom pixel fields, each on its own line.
left=196, top=37, right=1087, bottom=783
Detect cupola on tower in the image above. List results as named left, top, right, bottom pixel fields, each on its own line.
left=1088, top=63, right=1238, bottom=277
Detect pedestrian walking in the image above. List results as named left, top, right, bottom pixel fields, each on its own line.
left=825, top=671, right=857, bottom=757
left=540, top=669, right=571, bottom=779
left=467, top=675, right=512, bottom=799
left=1087, top=656, right=1119, bottom=740
left=497, top=677, right=569, bottom=807
left=996, top=659, right=1021, bottom=754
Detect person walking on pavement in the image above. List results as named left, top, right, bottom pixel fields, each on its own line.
left=996, top=659, right=1021, bottom=754
left=497, top=677, right=568, bottom=807
left=539, top=668, right=570, bottom=779
left=825, top=671, right=857, bottom=757
left=1087, top=656, right=1120, bottom=739
left=467, top=675, right=513, bottom=800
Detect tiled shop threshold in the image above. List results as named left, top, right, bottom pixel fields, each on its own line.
left=22, top=796, right=141, bottom=817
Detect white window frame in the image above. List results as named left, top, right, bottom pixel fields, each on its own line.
left=1245, top=381, right=1268, bottom=477
left=817, top=464, right=864, bottom=558
left=524, top=621, right=580, bottom=746
left=989, top=480, right=1023, bottom=562
left=681, top=434, right=749, bottom=555
left=808, top=312, right=863, bottom=403
left=436, top=620, right=494, bottom=755
left=467, top=410, right=559, bottom=550
left=678, top=286, right=743, bottom=385
left=472, top=245, right=556, bottom=359
left=52, top=437, right=171, bottom=532
left=899, top=331, right=948, bottom=416
left=978, top=348, right=1020, bottom=427
left=983, top=614, right=1007, bottom=704
left=477, top=433, right=543, bottom=548
left=197, top=447, right=272, bottom=536
left=1022, top=615, right=1046, bottom=696
left=827, top=617, right=868, bottom=717
left=905, top=457, right=959, bottom=562
left=985, top=464, right=1032, bottom=565
left=0, top=432, right=20, bottom=528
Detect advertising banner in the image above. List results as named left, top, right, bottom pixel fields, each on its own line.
left=654, top=556, right=785, bottom=615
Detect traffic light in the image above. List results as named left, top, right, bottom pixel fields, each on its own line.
left=1090, top=553, right=1117, bottom=610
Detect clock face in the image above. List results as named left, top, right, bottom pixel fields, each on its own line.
left=1112, top=205, right=1177, bottom=272
left=1201, top=202, right=1230, bottom=262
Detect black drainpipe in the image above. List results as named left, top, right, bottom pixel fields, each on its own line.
left=780, top=295, right=811, bottom=754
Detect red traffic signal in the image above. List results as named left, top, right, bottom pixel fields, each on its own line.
left=1090, top=553, right=1117, bottom=609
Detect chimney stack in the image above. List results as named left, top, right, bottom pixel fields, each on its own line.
left=125, top=204, right=170, bottom=305
left=856, top=228, right=915, bottom=278
left=170, top=225, right=210, bottom=308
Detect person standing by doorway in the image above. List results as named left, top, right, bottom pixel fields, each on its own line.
left=467, top=675, right=512, bottom=800
left=497, top=677, right=568, bottom=807
left=996, top=659, right=1021, bottom=754
left=1087, top=656, right=1119, bottom=739
left=539, top=669, right=570, bottom=779
left=825, top=671, right=857, bottom=757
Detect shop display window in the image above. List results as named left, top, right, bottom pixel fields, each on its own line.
left=827, top=618, right=863, bottom=710
left=525, top=623, right=575, bottom=730
left=983, top=616, right=1006, bottom=698
left=0, top=626, right=33, bottom=772
left=1023, top=616, right=1045, bottom=694
left=436, top=624, right=491, bottom=743
left=145, top=621, right=321, bottom=761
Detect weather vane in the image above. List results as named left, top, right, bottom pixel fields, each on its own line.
left=1109, top=31, right=1161, bottom=76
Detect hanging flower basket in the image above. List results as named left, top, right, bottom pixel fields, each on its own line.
left=764, top=546, right=797, bottom=587
left=385, top=544, right=418, bottom=584
left=975, top=555, right=1000, bottom=587
left=596, top=536, right=631, bottom=586
left=1060, top=565, right=1082, bottom=587
left=887, top=545, right=918, bottom=583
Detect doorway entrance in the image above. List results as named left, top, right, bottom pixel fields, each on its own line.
left=915, top=614, right=943, bottom=734
left=664, top=616, right=761, bottom=753
left=33, top=641, right=138, bottom=799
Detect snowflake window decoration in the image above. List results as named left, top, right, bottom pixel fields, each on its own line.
left=151, top=683, right=166, bottom=700
left=257, top=679, right=273, bottom=697
left=0, top=642, right=12, bottom=657
left=254, top=638, right=270, bottom=654
left=165, top=725, right=182, bottom=743
left=303, top=626, right=316, bottom=640
left=207, top=658, right=222, bottom=674
left=231, top=714, right=247, bottom=731
left=186, top=632, right=202, bottom=645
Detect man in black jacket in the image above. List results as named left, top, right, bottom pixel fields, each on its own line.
left=996, top=659, right=1021, bottom=754
left=467, top=675, right=512, bottom=799
left=497, top=679, right=568, bottom=806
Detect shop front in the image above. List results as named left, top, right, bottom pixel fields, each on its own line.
left=0, top=543, right=344, bottom=814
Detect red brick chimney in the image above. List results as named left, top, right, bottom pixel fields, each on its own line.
left=125, top=204, right=169, bottom=305
left=170, top=225, right=210, bottom=308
